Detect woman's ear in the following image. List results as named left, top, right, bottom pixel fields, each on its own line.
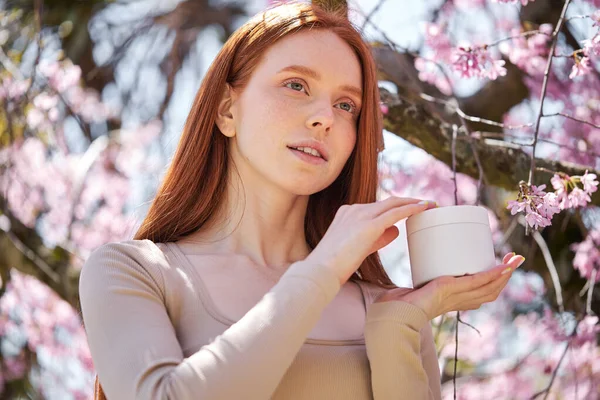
left=216, top=83, right=237, bottom=138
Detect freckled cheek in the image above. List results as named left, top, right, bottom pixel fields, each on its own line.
left=342, top=128, right=358, bottom=155
left=237, top=99, right=292, bottom=159
left=256, top=97, right=298, bottom=135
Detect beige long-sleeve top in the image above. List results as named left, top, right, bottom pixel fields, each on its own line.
left=79, top=239, right=442, bottom=399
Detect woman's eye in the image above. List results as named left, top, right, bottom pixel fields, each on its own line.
left=337, top=101, right=357, bottom=115
left=285, top=80, right=306, bottom=93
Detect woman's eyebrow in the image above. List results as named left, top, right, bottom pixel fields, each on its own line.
left=278, top=64, right=363, bottom=99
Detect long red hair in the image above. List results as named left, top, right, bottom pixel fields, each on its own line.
left=133, top=1, right=394, bottom=287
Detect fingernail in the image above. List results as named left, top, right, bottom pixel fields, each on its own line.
left=418, top=200, right=437, bottom=206
left=515, top=257, right=525, bottom=268
left=501, top=267, right=512, bottom=275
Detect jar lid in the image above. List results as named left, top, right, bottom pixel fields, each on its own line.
left=406, top=205, right=490, bottom=236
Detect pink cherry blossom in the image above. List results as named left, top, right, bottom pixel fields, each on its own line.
left=592, top=10, right=600, bottom=28
left=581, top=170, right=598, bottom=193
left=423, top=23, right=453, bottom=62
left=0, top=269, right=94, bottom=397
left=506, top=183, right=560, bottom=230
left=452, top=46, right=507, bottom=80
left=570, top=227, right=600, bottom=282
left=583, top=33, right=600, bottom=57
left=569, top=55, right=593, bottom=79
left=499, top=24, right=552, bottom=76
left=550, top=172, right=598, bottom=210
left=0, top=76, right=30, bottom=101
left=414, top=57, right=453, bottom=95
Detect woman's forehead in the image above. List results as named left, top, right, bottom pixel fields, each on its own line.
left=255, top=30, right=363, bottom=88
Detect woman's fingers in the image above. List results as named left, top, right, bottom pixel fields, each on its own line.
left=375, top=201, right=436, bottom=229
left=453, top=270, right=512, bottom=309
left=502, top=252, right=515, bottom=264
left=451, top=255, right=525, bottom=293
left=370, top=196, right=424, bottom=217
left=450, top=255, right=524, bottom=311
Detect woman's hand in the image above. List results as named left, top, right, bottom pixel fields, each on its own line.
left=375, top=252, right=526, bottom=320
left=306, top=197, right=437, bottom=285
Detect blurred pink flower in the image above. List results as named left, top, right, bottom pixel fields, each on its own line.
left=414, top=57, right=453, bottom=95
left=569, top=55, right=592, bottom=79
left=583, top=33, right=600, bottom=57
left=499, top=24, right=552, bottom=76
left=571, top=227, right=600, bottom=282
left=423, top=23, right=453, bottom=61
left=380, top=103, right=389, bottom=115
left=452, top=46, right=507, bottom=80
left=592, top=10, right=600, bottom=28
left=38, top=60, right=81, bottom=93
left=0, top=269, right=94, bottom=397
left=0, top=76, right=30, bottom=100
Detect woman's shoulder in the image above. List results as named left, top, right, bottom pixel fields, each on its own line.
left=85, top=239, right=168, bottom=265
left=80, top=239, right=174, bottom=289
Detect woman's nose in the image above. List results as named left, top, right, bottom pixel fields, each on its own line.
left=306, top=104, right=334, bottom=132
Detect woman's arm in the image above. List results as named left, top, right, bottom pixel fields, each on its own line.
left=420, top=316, right=443, bottom=399
left=79, top=240, right=340, bottom=400
left=364, top=301, right=442, bottom=400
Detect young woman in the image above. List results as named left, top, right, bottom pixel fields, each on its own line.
left=80, top=2, right=525, bottom=399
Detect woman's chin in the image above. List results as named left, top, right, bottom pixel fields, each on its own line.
left=286, top=183, right=332, bottom=196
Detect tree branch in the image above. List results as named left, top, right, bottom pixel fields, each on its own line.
left=0, top=195, right=81, bottom=310
left=380, top=88, right=600, bottom=205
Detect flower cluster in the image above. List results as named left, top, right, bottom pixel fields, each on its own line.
left=499, top=24, right=553, bottom=76
left=0, top=269, right=94, bottom=398
left=452, top=45, right=508, bottom=80
left=550, top=170, right=598, bottom=210
left=569, top=11, right=600, bottom=79
left=507, top=172, right=598, bottom=230
left=414, top=23, right=507, bottom=95
left=506, top=181, right=561, bottom=230
left=439, top=286, right=600, bottom=399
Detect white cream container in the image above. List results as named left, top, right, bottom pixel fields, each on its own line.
left=405, top=205, right=496, bottom=288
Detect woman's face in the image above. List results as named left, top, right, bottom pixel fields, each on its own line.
left=223, top=29, right=362, bottom=196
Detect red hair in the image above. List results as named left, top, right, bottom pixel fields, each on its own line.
left=134, top=1, right=394, bottom=287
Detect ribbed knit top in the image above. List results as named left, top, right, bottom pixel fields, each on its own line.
left=79, top=239, right=442, bottom=399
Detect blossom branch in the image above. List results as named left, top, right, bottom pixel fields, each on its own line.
left=468, top=132, right=600, bottom=161
left=360, top=0, right=389, bottom=31
left=379, top=89, right=600, bottom=206
left=0, top=194, right=81, bottom=308
left=586, top=268, right=597, bottom=315
left=542, top=112, right=600, bottom=130
left=451, top=124, right=459, bottom=205
left=529, top=318, right=583, bottom=400
left=528, top=0, right=574, bottom=186
left=520, top=216, right=565, bottom=313
left=420, top=93, right=534, bottom=130
left=485, top=29, right=551, bottom=49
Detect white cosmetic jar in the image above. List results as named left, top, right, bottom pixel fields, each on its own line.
left=406, top=205, right=496, bottom=288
